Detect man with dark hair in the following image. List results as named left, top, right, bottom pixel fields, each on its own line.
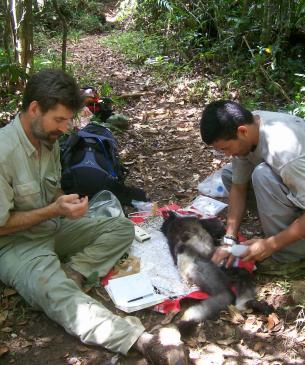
left=0, top=69, right=188, bottom=364
left=200, top=100, right=305, bottom=273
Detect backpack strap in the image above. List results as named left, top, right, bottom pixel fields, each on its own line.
left=61, top=133, right=82, bottom=170
left=78, top=131, right=116, bottom=177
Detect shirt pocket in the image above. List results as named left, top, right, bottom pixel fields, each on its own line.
left=44, top=175, right=61, bottom=204
left=14, top=181, right=41, bottom=209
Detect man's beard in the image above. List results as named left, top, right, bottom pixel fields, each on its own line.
left=30, top=117, right=62, bottom=148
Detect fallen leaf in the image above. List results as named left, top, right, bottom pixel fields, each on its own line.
left=76, top=345, right=88, bottom=352
left=243, top=316, right=264, bottom=332
left=3, top=289, right=16, bottom=297
left=254, top=342, right=264, bottom=352
left=21, top=340, right=32, bottom=348
left=161, top=312, right=177, bottom=325
left=267, top=313, right=280, bottom=331
left=1, top=327, right=12, bottom=333
left=216, top=337, right=236, bottom=346
left=228, top=305, right=245, bottom=324
left=0, top=310, right=8, bottom=326
left=16, top=320, right=28, bottom=326
left=0, top=345, right=9, bottom=357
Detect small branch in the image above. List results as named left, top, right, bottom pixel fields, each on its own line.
left=119, top=91, right=155, bottom=98
left=242, top=36, right=291, bottom=103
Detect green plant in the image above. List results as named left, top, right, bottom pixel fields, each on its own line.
left=76, top=13, right=105, bottom=34
left=101, top=30, right=166, bottom=64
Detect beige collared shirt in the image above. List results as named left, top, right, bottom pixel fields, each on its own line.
left=0, top=114, right=61, bottom=244
left=232, top=110, right=305, bottom=209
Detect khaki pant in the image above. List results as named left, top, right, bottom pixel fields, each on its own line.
left=222, top=162, right=305, bottom=262
left=0, top=215, right=145, bottom=354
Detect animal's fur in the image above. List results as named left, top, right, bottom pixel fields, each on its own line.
left=161, top=212, right=272, bottom=335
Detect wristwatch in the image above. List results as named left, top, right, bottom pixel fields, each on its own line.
left=221, top=234, right=238, bottom=246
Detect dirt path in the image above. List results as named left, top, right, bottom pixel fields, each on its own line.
left=1, top=29, right=305, bottom=365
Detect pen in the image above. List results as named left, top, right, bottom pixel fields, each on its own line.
left=127, top=294, right=153, bottom=303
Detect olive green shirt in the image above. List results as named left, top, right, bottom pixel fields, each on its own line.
left=0, top=114, right=61, bottom=247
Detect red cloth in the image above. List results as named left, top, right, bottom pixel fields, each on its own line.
left=154, top=291, right=209, bottom=314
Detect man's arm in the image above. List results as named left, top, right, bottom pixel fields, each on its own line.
left=212, top=182, right=248, bottom=265
left=226, top=182, right=249, bottom=237
left=0, top=194, right=88, bottom=236
left=242, top=211, right=305, bottom=261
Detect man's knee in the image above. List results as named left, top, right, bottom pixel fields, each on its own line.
left=251, top=163, right=273, bottom=189
left=114, top=216, right=135, bottom=236
left=98, top=215, right=135, bottom=248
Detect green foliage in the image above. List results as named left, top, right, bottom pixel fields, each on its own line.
left=117, top=0, right=305, bottom=112
left=0, top=48, right=28, bottom=95
left=71, top=12, right=105, bottom=34
left=34, top=0, right=107, bottom=34
left=101, top=30, right=166, bottom=64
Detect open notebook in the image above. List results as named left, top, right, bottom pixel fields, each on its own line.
left=105, top=272, right=166, bottom=313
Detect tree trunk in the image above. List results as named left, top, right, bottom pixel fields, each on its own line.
left=2, top=1, right=12, bottom=63
left=9, top=0, right=34, bottom=74
left=260, top=0, right=272, bottom=45
left=52, top=0, right=68, bottom=72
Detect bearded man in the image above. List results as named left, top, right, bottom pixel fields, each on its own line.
left=0, top=69, right=188, bottom=364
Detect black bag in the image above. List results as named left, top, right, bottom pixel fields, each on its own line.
left=61, top=123, right=147, bottom=205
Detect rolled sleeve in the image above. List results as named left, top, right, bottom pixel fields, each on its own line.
left=232, top=157, right=254, bottom=184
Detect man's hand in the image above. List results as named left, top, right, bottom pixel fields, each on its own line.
left=212, top=246, right=235, bottom=268
left=54, top=194, right=88, bottom=219
left=241, top=237, right=274, bottom=262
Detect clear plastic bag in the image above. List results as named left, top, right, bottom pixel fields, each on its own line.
left=86, top=190, right=124, bottom=218
left=131, top=200, right=154, bottom=212
left=198, top=168, right=228, bottom=198
left=188, top=195, right=228, bottom=216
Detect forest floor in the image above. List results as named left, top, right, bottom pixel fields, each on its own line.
left=1, top=8, right=305, bottom=365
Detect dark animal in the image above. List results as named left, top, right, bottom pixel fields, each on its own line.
left=161, top=212, right=272, bottom=335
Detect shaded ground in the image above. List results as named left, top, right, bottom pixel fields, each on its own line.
left=1, top=17, right=305, bottom=365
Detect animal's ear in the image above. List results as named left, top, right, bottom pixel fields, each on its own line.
left=199, top=218, right=226, bottom=240
left=161, top=210, right=179, bottom=234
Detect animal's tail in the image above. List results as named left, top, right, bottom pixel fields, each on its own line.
left=177, top=290, right=234, bottom=336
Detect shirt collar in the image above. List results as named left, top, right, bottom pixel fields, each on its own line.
left=14, top=114, right=37, bottom=157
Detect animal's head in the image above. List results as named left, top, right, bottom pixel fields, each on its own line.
left=161, top=211, right=225, bottom=259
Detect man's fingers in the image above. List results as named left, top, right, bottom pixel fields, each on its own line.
left=225, top=255, right=235, bottom=268
left=240, top=254, right=252, bottom=262
left=64, top=194, right=80, bottom=202
left=241, top=239, right=254, bottom=246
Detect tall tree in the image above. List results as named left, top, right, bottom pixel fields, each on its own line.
left=52, top=0, right=68, bottom=71
left=9, top=0, right=34, bottom=74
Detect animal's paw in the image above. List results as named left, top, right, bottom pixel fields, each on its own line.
left=141, top=325, right=190, bottom=365
left=245, top=299, right=275, bottom=315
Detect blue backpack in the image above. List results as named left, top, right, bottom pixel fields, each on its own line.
left=61, top=123, right=126, bottom=199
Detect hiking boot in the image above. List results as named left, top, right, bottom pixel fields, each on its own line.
left=256, top=257, right=305, bottom=276
left=136, top=326, right=190, bottom=365
left=61, top=263, right=85, bottom=289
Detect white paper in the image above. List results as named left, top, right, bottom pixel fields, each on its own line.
left=106, top=273, right=154, bottom=304
left=105, top=272, right=166, bottom=312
